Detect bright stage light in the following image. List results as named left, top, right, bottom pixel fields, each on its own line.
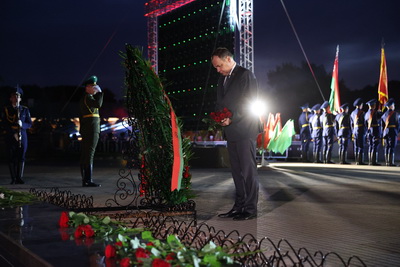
left=250, top=100, right=267, bottom=116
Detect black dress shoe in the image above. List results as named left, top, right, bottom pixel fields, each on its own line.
left=233, top=212, right=257, bottom=221
left=218, top=210, right=241, bottom=218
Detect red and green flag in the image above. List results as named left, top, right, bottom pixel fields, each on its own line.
left=329, top=45, right=341, bottom=114
left=378, top=46, right=388, bottom=108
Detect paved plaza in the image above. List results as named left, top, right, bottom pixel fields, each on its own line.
left=1, top=156, right=400, bottom=266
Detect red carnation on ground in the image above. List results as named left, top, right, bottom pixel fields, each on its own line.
left=152, top=258, right=171, bottom=267
left=105, top=244, right=116, bottom=258
left=119, top=257, right=131, bottom=267
left=165, top=252, right=176, bottom=261
left=58, top=211, right=69, bottom=228
left=135, top=247, right=150, bottom=260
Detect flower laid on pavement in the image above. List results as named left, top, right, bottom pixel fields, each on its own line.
left=58, top=211, right=238, bottom=266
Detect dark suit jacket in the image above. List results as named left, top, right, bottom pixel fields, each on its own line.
left=216, top=65, right=259, bottom=141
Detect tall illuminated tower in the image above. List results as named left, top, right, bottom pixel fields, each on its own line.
left=145, top=0, right=253, bottom=130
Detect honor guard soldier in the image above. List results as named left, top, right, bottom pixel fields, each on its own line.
left=320, top=101, right=336, bottom=164
left=1, top=86, right=32, bottom=184
left=335, top=103, right=351, bottom=164
left=381, top=98, right=399, bottom=166
left=365, top=99, right=382, bottom=165
left=350, top=98, right=366, bottom=165
left=310, top=104, right=323, bottom=163
left=79, top=75, right=103, bottom=187
left=298, top=103, right=311, bottom=162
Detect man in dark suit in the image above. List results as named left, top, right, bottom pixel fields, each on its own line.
left=79, top=75, right=103, bottom=187
left=212, top=47, right=259, bottom=221
left=1, top=86, right=32, bottom=184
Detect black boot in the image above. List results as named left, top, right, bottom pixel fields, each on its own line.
left=371, top=151, right=381, bottom=166
left=9, top=163, right=17, bottom=184
left=356, top=152, right=366, bottom=165
left=368, top=152, right=372, bottom=165
left=385, top=153, right=390, bottom=166
left=15, top=162, right=25, bottom=184
left=83, top=164, right=101, bottom=187
left=342, top=151, right=350, bottom=164
left=326, top=151, right=334, bottom=164
left=80, top=164, right=86, bottom=186
left=389, top=153, right=397, bottom=166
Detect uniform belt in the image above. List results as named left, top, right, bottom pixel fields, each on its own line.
left=370, top=124, right=379, bottom=127
left=340, top=126, right=349, bottom=129
left=314, top=126, right=322, bottom=129
left=83, top=114, right=100, bottom=118
left=354, top=124, right=364, bottom=127
left=302, top=124, right=309, bottom=128
left=387, top=125, right=396, bottom=128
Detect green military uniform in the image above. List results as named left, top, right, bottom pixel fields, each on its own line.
left=79, top=75, right=103, bottom=187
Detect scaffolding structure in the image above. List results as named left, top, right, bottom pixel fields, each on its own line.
left=144, top=0, right=254, bottom=72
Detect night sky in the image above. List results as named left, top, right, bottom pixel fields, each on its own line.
left=1, top=0, right=399, bottom=100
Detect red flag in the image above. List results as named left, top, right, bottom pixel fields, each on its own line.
left=329, top=45, right=341, bottom=114
left=378, top=47, right=388, bottom=108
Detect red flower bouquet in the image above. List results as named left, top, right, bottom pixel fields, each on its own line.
left=210, top=107, right=232, bottom=123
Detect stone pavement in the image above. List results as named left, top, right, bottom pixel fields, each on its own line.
left=1, top=156, right=400, bottom=266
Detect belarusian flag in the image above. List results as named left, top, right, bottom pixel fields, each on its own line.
left=329, top=45, right=341, bottom=114
left=378, top=46, right=388, bottom=108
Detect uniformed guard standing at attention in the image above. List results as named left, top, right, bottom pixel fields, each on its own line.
left=1, top=86, right=32, bottom=184
left=79, top=75, right=103, bottom=187
left=298, top=103, right=311, bottom=162
left=320, top=101, right=336, bottom=164
left=310, top=104, right=323, bottom=163
left=350, top=98, right=366, bottom=165
left=381, top=98, right=399, bottom=166
left=335, top=103, right=351, bottom=164
left=364, top=99, right=382, bottom=165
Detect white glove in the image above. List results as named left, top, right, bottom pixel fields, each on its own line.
left=18, top=120, right=22, bottom=127
left=93, top=85, right=102, bottom=93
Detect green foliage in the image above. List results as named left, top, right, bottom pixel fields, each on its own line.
left=0, top=187, right=38, bottom=207
left=120, top=45, right=193, bottom=205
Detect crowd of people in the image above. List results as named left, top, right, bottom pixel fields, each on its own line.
left=299, top=98, right=399, bottom=166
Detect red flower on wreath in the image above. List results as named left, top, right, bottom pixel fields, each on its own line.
left=58, top=211, right=69, bottom=228
left=183, top=166, right=190, bottom=179
left=210, top=108, right=232, bottom=123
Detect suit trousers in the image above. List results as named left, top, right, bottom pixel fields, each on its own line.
left=227, top=138, right=259, bottom=214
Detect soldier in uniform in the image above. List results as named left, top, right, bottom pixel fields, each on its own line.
left=320, top=101, right=336, bottom=164
left=381, top=98, right=399, bottom=166
left=335, top=103, right=351, bottom=164
left=298, top=103, right=311, bottom=162
left=310, top=104, right=322, bottom=163
left=79, top=75, right=103, bottom=187
left=350, top=98, right=366, bottom=165
left=1, top=86, right=32, bottom=184
left=364, top=99, right=382, bottom=165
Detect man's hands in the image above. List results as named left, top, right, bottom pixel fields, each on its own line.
left=220, top=117, right=231, bottom=126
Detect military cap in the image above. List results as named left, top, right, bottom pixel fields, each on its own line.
left=321, top=101, right=329, bottom=109
left=10, top=85, right=23, bottom=96
left=366, top=99, right=377, bottom=106
left=300, top=103, right=309, bottom=109
left=353, top=98, right=363, bottom=107
left=384, top=98, right=395, bottom=107
left=311, top=104, right=321, bottom=111
left=340, top=103, right=349, bottom=110
left=84, top=75, right=98, bottom=85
